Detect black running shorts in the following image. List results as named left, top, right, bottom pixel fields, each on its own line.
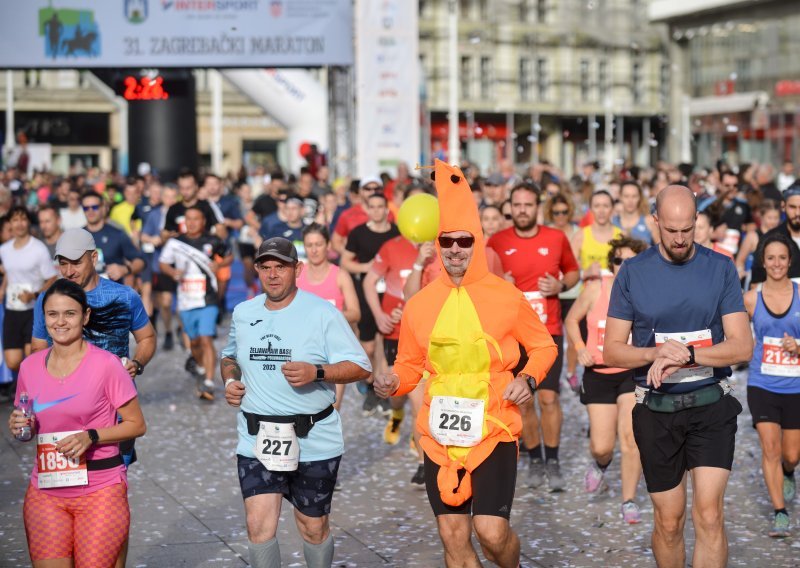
left=424, top=441, right=517, bottom=519
left=237, top=454, right=341, bottom=518
left=513, top=336, right=563, bottom=393
left=579, top=366, right=635, bottom=405
left=747, top=386, right=800, bottom=430
left=632, top=394, right=742, bottom=493
left=3, top=309, right=33, bottom=350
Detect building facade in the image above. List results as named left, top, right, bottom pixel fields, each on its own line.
left=652, top=0, right=800, bottom=168
left=419, top=0, right=670, bottom=174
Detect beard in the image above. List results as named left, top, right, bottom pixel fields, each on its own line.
left=663, top=242, right=694, bottom=264
left=513, top=216, right=537, bottom=232
left=788, top=217, right=800, bottom=233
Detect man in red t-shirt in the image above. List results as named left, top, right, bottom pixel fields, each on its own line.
left=363, top=234, right=427, bottom=485
left=487, top=182, right=579, bottom=492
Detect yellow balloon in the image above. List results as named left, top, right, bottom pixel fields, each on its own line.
left=397, top=193, right=440, bottom=243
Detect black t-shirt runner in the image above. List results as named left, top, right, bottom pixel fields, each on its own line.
left=164, top=200, right=221, bottom=235
left=345, top=223, right=400, bottom=264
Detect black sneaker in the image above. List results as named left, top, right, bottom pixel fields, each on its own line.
left=163, top=332, right=174, bottom=351
left=411, top=464, right=425, bottom=485
left=378, top=397, right=391, bottom=417
left=185, top=356, right=204, bottom=378
left=197, top=379, right=215, bottom=402
left=362, top=386, right=379, bottom=416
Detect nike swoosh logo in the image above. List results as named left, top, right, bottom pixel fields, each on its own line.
left=250, top=320, right=263, bottom=326
left=505, top=249, right=517, bottom=256
left=32, top=394, right=79, bottom=414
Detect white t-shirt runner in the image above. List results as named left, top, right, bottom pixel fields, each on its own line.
left=0, top=237, right=57, bottom=311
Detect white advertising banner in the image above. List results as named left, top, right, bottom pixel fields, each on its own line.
left=355, top=0, right=420, bottom=178
left=0, top=0, right=352, bottom=67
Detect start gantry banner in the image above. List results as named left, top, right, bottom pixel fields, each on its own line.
left=0, top=0, right=353, bottom=68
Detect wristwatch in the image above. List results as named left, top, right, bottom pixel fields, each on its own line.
left=521, top=374, right=537, bottom=395
left=131, top=359, right=144, bottom=376
left=315, top=364, right=326, bottom=382
left=87, top=429, right=100, bottom=445
left=686, top=345, right=696, bottom=366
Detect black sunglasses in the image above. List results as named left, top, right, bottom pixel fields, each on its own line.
left=82, top=204, right=101, bottom=211
left=438, top=235, right=475, bottom=249
left=551, top=209, right=569, bottom=216
left=612, top=257, right=624, bottom=266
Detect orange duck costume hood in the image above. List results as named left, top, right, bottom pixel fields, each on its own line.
left=433, top=159, right=489, bottom=287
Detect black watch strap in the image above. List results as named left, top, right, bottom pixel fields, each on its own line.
left=87, top=429, right=100, bottom=445
left=315, top=364, right=325, bottom=382
left=687, top=345, right=696, bottom=366
left=132, top=358, right=144, bottom=376
left=523, top=375, right=537, bottom=395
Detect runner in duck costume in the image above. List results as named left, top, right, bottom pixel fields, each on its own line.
left=379, top=159, right=557, bottom=567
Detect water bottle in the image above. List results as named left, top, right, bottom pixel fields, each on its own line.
left=16, top=391, right=33, bottom=442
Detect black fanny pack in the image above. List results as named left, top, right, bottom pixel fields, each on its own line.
left=243, top=405, right=334, bottom=438
left=643, top=384, right=724, bottom=413
left=86, top=455, right=124, bottom=471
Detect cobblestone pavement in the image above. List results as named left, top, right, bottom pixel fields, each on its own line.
left=1, top=330, right=799, bottom=567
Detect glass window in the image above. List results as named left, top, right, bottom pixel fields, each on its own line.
left=461, top=56, right=472, bottom=99
left=480, top=56, right=492, bottom=99
left=537, top=57, right=549, bottom=101
left=537, top=0, right=547, bottom=23
left=598, top=59, right=609, bottom=101
left=580, top=59, right=590, bottom=102
left=632, top=59, right=642, bottom=105
left=660, top=62, right=670, bottom=109
left=520, top=58, right=531, bottom=101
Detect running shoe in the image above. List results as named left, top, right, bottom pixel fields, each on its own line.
left=528, top=458, right=546, bottom=488
left=769, top=511, right=791, bottom=538
left=411, top=463, right=425, bottom=485
left=183, top=355, right=206, bottom=379
left=378, top=397, right=392, bottom=417
left=621, top=501, right=642, bottom=524
left=566, top=373, right=580, bottom=394
left=545, top=459, right=565, bottom=492
left=197, top=379, right=215, bottom=402
left=584, top=461, right=605, bottom=494
left=163, top=331, right=174, bottom=351
left=383, top=415, right=403, bottom=445
left=362, top=386, right=379, bottom=416
left=784, top=472, right=796, bottom=503
left=356, top=380, right=369, bottom=395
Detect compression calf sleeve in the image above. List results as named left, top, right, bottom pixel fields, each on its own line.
left=303, top=533, right=334, bottom=568
left=249, top=537, right=280, bottom=568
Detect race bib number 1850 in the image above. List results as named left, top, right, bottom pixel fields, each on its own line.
left=37, top=431, right=88, bottom=489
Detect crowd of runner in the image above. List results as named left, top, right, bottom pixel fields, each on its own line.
left=4, top=155, right=800, bottom=566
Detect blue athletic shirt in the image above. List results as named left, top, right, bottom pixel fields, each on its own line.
left=748, top=283, right=800, bottom=394
left=612, top=214, right=653, bottom=245
left=221, top=290, right=371, bottom=461
left=33, top=278, right=150, bottom=358
left=88, top=224, right=144, bottom=281
left=608, top=244, right=746, bottom=394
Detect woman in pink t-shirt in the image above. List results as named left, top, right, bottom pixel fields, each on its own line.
left=8, top=279, right=146, bottom=567
left=298, top=223, right=360, bottom=411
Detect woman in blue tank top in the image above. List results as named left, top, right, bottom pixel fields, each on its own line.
left=612, top=181, right=656, bottom=245
left=743, top=233, right=800, bottom=538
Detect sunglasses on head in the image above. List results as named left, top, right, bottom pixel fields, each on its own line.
left=612, top=257, right=624, bottom=266
left=552, top=209, right=569, bottom=216
left=438, top=235, right=475, bottom=249
left=82, top=204, right=101, bottom=211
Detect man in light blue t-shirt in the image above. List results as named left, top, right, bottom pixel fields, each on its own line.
left=604, top=186, right=753, bottom=568
left=221, top=237, right=370, bottom=568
